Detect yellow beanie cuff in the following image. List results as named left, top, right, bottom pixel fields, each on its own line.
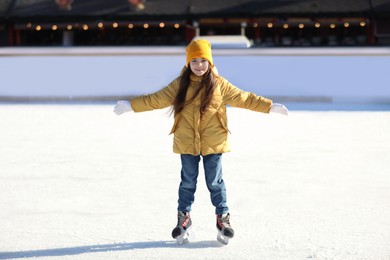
left=186, top=39, right=213, bottom=67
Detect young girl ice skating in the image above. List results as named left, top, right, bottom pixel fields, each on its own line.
left=114, top=39, right=288, bottom=244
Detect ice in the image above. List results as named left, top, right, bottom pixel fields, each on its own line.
left=0, top=104, right=389, bottom=259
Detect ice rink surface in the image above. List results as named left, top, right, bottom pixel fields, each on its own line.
left=0, top=104, right=389, bottom=260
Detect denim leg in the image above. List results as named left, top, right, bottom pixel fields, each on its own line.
left=203, top=153, right=229, bottom=215
left=177, top=154, right=200, bottom=213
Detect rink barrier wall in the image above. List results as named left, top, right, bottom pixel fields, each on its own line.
left=1, top=47, right=390, bottom=103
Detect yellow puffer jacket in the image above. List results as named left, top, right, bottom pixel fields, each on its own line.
left=130, top=73, right=272, bottom=155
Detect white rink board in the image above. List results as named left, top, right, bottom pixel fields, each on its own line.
left=0, top=47, right=390, bottom=103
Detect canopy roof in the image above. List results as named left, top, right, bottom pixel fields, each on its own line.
left=1, top=0, right=390, bottom=22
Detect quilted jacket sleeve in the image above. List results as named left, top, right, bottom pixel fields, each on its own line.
left=219, top=77, right=273, bottom=113
left=130, top=77, right=180, bottom=112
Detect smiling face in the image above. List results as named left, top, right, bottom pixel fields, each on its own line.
left=189, top=58, right=210, bottom=76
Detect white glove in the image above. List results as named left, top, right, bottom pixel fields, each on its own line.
left=114, top=100, right=133, bottom=115
left=270, top=103, right=288, bottom=116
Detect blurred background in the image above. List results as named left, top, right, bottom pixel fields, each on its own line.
left=0, top=0, right=389, bottom=108
left=1, top=0, right=390, bottom=47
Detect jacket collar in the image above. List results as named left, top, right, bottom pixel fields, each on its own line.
left=190, top=73, right=203, bottom=82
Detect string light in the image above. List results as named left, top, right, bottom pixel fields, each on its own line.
left=26, top=18, right=368, bottom=35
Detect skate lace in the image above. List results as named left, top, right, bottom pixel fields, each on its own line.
left=177, top=212, right=190, bottom=228
left=217, top=214, right=231, bottom=229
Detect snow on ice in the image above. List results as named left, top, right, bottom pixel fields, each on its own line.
left=0, top=104, right=389, bottom=260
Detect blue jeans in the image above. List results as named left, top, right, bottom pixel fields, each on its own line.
left=178, top=153, right=229, bottom=215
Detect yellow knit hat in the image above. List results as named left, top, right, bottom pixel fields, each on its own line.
left=186, top=39, right=213, bottom=67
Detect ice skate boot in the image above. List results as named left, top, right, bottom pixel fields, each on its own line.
left=216, top=213, right=234, bottom=245
left=171, top=211, right=192, bottom=244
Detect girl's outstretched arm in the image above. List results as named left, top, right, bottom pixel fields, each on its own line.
left=113, top=77, right=180, bottom=115
left=220, top=77, right=288, bottom=115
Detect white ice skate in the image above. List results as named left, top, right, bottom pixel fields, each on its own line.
left=172, top=211, right=192, bottom=245
left=216, top=213, right=234, bottom=245
left=175, top=227, right=191, bottom=245
left=217, top=230, right=230, bottom=245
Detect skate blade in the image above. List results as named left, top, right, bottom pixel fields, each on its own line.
left=217, top=231, right=230, bottom=245
left=175, top=231, right=190, bottom=245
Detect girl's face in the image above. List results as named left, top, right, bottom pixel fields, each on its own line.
left=189, top=58, right=209, bottom=76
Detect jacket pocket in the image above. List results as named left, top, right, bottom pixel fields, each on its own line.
left=169, top=114, right=181, bottom=135
left=217, top=112, right=231, bottom=134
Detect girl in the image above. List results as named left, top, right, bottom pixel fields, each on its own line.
left=114, top=39, right=288, bottom=244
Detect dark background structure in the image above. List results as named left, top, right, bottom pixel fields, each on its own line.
left=1, top=0, right=390, bottom=47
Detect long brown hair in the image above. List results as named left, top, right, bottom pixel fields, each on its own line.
left=172, top=66, right=215, bottom=116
